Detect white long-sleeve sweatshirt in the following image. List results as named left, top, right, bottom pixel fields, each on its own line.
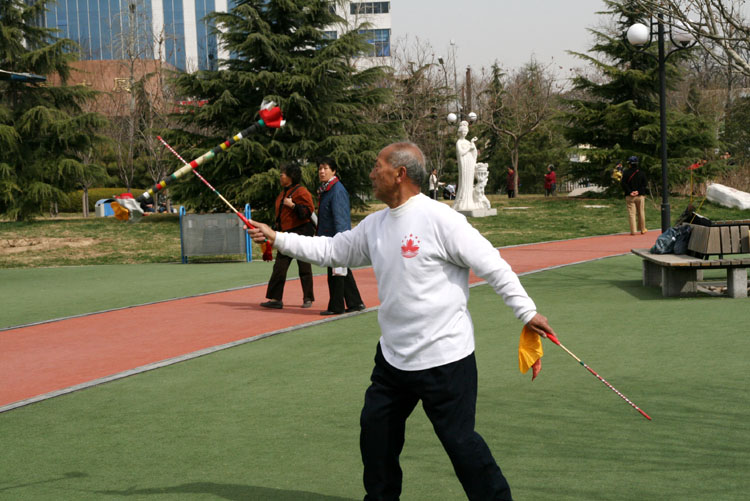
left=275, top=193, right=537, bottom=371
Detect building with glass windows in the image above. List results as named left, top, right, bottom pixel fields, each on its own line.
left=328, top=1, right=392, bottom=68
left=34, top=1, right=391, bottom=72
left=35, top=0, right=226, bottom=72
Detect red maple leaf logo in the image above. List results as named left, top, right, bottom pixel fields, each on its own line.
left=400, top=234, right=420, bottom=258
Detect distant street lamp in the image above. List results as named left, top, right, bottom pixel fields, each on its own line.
left=438, top=51, right=477, bottom=200
left=627, top=14, right=696, bottom=232
left=440, top=41, right=476, bottom=126
left=446, top=110, right=476, bottom=124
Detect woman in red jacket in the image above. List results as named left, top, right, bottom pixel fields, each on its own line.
left=544, top=165, right=556, bottom=197
left=260, top=163, right=316, bottom=310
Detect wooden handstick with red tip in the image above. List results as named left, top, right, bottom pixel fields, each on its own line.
left=545, top=333, right=652, bottom=420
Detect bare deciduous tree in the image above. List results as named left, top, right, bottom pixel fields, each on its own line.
left=387, top=36, right=456, bottom=190
left=101, top=1, right=179, bottom=198
left=478, top=60, right=558, bottom=194
left=632, top=0, right=750, bottom=76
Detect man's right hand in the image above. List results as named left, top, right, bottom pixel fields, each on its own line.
left=524, top=313, right=556, bottom=339
left=245, top=220, right=276, bottom=245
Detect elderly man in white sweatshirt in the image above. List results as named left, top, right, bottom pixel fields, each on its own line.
left=247, top=142, right=556, bottom=501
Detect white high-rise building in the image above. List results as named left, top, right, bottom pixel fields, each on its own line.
left=327, top=1, right=392, bottom=69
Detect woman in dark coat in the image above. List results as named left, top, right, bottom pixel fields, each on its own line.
left=317, top=157, right=365, bottom=315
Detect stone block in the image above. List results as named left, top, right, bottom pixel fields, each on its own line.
left=727, top=268, right=748, bottom=298
left=642, top=260, right=661, bottom=287
left=661, top=268, right=697, bottom=297
left=458, top=208, right=497, bottom=218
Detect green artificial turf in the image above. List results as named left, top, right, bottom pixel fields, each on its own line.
left=0, top=261, right=327, bottom=329
left=1, top=255, right=749, bottom=500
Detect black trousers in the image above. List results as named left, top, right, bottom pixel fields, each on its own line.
left=265, top=251, right=314, bottom=302
left=360, top=345, right=512, bottom=501
left=326, top=267, right=363, bottom=313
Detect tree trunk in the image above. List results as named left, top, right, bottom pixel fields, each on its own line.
left=82, top=189, right=90, bottom=218
left=511, top=140, right=520, bottom=194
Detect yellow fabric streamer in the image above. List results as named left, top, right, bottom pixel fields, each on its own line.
left=519, top=325, right=543, bottom=379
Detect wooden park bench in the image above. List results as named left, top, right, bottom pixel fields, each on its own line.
left=632, top=221, right=750, bottom=298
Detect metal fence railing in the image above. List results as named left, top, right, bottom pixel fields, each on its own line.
left=179, top=204, right=253, bottom=263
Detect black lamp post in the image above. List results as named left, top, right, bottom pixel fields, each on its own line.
left=439, top=41, right=476, bottom=126
left=627, top=15, right=696, bottom=232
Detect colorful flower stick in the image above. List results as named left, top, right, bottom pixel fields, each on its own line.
left=135, top=100, right=284, bottom=207
left=156, top=135, right=254, bottom=228
left=155, top=136, right=273, bottom=260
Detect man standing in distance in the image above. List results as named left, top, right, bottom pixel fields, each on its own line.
left=544, top=165, right=556, bottom=197
left=428, top=168, right=439, bottom=199
left=506, top=167, right=516, bottom=198
left=621, top=156, right=648, bottom=235
left=247, top=142, right=556, bottom=500
left=317, top=158, right=365, bottom=315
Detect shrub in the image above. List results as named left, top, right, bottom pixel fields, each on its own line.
left=672, top=163, right=750, bottom=197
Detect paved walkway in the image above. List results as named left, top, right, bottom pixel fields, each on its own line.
left=0, top=231, right=658, bottom=412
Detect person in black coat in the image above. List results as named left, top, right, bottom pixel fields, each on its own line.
left=621, top=156, right=648, bottom=235
left=317, top=157, right=365, bottom=315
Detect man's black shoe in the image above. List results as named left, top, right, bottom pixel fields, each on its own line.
left=260, top=300, right=283, bottom=309
left=345, top=304, right=366, bottom=313
left=320, top=310, right=343, bottom=316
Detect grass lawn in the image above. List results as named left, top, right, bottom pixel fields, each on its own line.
left=1, top=255, right=748, bottom=500
left=2, top=193, right=746, bottom=328
left=3, top=194, right=748, bottom=268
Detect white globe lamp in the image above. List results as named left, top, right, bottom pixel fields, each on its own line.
left=672, top=21, right=694, bottom=46
left=627, top=23, right=650, bottom=46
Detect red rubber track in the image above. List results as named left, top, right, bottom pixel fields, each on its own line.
left=0, top=231, right=657, bottom=410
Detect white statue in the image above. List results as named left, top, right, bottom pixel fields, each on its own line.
left=452, top=120, right=479, bottom=212
left=474, top=162, right=491, bottom=209
left=450, top=120, right=497, bottom=217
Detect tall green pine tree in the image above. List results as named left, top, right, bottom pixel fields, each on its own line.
left=0, top=0, right=107, bottom=220
left=169, top=0, right=400, bottom=221
left=560, top=0, right=715, bottom=194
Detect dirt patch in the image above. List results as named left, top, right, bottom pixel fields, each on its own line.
left=0, top=237, right=98, bottom=255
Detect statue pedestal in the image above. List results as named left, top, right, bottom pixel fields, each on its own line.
left=457, top=208, right=497, bottom=218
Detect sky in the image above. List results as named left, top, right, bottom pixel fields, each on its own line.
left=392, top=0, right=609, bottom=77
